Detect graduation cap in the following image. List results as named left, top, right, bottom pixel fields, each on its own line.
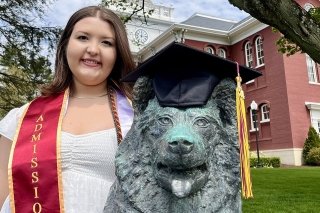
left=122, top=42, right=262, bottom=107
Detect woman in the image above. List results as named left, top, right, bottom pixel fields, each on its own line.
left=0, top=5, right=135, bottom=212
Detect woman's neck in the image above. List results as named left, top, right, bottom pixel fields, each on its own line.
left=70, top=82, right=108, bottom=98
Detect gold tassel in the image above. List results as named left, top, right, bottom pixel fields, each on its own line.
left=235, top=63, right=253, bottom=199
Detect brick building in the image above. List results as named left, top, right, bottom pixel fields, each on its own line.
left=129, top=0, right=320, bottom=165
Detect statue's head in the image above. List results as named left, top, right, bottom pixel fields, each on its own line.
left=131, top=76, right=239, bottom=198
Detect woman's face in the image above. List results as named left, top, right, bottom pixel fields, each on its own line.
left=66, top=16, right=117, bottom=88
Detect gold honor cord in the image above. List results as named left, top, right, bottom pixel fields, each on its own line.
left=235, top=62, right=253, bottom=199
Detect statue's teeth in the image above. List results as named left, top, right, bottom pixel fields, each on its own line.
left=170, top=179, right=192, bottom=198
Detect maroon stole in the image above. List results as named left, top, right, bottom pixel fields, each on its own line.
left=8, top=91, right=68, bottom=213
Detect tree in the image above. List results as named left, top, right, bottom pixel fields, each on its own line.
left=0, top=46, right=53, bottom=118
left=100, top=0, right=155, bottom=47
left=272, top=8, right=320, bottom=56
left=0, top=0, right=60, bottom=117
left=228, top=0, right=320, bottom=63
left=101, top=0, right=154, bottom=23
left=302, top=126, right=320, bottom=164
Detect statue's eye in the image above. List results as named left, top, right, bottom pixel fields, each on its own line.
left=158, top=116, right=173, bottom=126
left=194, top=117, right=209, bottom=127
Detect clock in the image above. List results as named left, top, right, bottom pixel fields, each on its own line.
left=135, top=29, right=148, bottom=44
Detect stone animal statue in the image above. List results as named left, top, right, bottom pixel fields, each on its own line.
left=104, top=76, right=241, bottom=213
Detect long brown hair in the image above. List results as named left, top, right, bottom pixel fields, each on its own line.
left=41, top=6, right=135, bottom=98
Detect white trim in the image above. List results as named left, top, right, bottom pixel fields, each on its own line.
left=305, top=102, right=320, bottom=134
left=133, top=16, right=269, bottom=57
left=255, top=36, right=265, bottom=66
left=245, top=79, right=255, bottom=84
left=204, top=46, right=215, bottom=54
left=308, top=82, right=320, bottom=85
left=229, top=19, right=268, bottom=44
left=305, top=54, right=318, bottom=83
left=261, top=104, right=270, bottom=122
left=250, top=108, right=255, bottom=130
left=245, top=41, right=253, bottom=68
left=251, top=148, right=303, bottom=166
left=217, top=48, right=226, bottom=58
left=305, top=102, right=320, bottom=110
left=304, top=3, right=314, bottom=11
left=255, top=64, right=264, bottom=69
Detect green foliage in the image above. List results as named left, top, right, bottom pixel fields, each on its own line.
left=306, top=147, right=320, bottom=166
left=0, top=0, right=60, bottom=117
left=303, top=127, right=320, bottom=164
left=309, top=8, right=320, bottom=24
left=275, top=33, right=302, bottom=56
left=0, top=46, right=53, bottom=118
left=250, top=157, right=280, bottom=168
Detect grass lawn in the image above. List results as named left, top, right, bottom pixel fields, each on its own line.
left=242, top=167, right=320, bottom=213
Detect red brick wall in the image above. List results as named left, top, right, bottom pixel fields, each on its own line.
left=183, top=0, right=320, bottom=152
left=291, top=0, right=320, bottom=149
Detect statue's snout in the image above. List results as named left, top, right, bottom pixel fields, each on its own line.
left=166, top=124, right=196, bottom=155
left=168, top=139, right=194, bottom=154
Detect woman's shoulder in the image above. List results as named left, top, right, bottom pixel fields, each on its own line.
left=0, top=103, right=28, bottom=141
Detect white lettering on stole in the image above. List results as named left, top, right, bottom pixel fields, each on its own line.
left=33, top=202, right=42, bottom=213
left=30, top=114, right=43, bottom=210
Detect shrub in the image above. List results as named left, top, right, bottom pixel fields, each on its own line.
left=306, top=147, right=320, bottom=166
left=250, top=157, right=280, bottom=168
left=269, top=157, right=281, bottom=167
left=302, top=126, right=320, bottom=164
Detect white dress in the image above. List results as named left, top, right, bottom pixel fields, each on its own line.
left=0, top=103, right=126, bottom=213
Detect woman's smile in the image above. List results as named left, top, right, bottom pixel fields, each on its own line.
left=81, top=58, right=102, bottom=68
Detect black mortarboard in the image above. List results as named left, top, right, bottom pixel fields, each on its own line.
left=122, top=42, right=262, bottom=107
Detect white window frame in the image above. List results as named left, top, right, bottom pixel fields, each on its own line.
left=255, top=36, right=265, bottom=67
left=163, top=8, right=170, bottom=17
left=306, top=54, right=318, bottom=83
left=305, top=102, right=320, bottom=134
left=260, top=104, right=270, bottom=123
left=204, top=46, right=214, bottom=54
left=245, top=42, right=253, bottom=68
left=250, top=109, right=259, bottom=131
left=217, top=48, right=226, bottom=58
left=304, top=3, right=314, bottom=11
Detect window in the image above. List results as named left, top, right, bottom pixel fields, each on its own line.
left=217, top=48, right=226, bottom=58
left=163, top=8, right=169, bottom=17
left=255, top=36, right=264, bottom=66
left=306, top=54, right=318, bottom=83
left=244, top=42, right=253, bottom=68
left=250, top=109, right=258, bottom=131
left=305, top=102, right=320, bottom=134
left=204, top=46, right=214, bottom=54
left=260, top=104, right=270, bottom=122
left=304, top=3, right=314, bottom=11
left=311, top=118, right=320, bottom=134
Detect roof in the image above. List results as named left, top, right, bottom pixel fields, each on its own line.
left=181, top=13, right=237, bottom=31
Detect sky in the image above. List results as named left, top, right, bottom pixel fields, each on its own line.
left=45, top=0, right=249, bottom=27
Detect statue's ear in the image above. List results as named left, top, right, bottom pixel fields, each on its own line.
left=132, top=76, right=155, bottom=116
left=211, top=78, right=236, bottom=127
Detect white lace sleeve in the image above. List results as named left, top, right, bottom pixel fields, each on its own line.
left=0, top=104, right=28, bottom=141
